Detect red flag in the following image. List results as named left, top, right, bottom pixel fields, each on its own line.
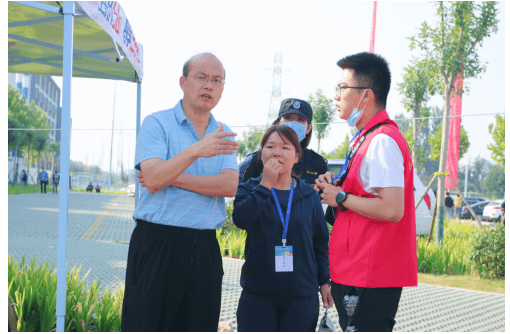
left=446, top=73, right=463, bottom=189
left=369, top=2, right=377, bottom=53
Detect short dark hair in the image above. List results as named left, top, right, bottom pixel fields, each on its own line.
left=182, top=53, right=226, bottom=79
left=258, top=125, right=303, bottom=177
left=337, top=52, right=391, bottom=107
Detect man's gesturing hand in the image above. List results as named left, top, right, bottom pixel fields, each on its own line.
left=192, top=123, right=239, bottom=158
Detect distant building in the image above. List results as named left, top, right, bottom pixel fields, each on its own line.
left=8, top=73, right=66, bottom=181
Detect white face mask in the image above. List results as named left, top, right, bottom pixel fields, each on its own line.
left=347, top=89, right=368, bottom=127
left=281, top=121, right=307, bottom=142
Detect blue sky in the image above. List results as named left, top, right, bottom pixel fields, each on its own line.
left=51, top=1, right=506, bottom=174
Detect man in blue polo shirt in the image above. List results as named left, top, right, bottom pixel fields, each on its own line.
left=121, top=53, right=239, bottom=332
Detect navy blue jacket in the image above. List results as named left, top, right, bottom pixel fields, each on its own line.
left=233, top=175, right=330, bottom=298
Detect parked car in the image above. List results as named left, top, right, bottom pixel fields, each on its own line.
left=460, top=200, right=490, bottom=221
left=126, top=183, right=135, bottom=197
left=324, top=159, right=436, bottom=235
left=463, top=196, right=486, bottom=205
left=482, top=199, right=505, bottom=222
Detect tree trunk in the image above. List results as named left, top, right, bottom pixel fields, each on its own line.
left=317, top=138, right=321, bottom=154
left=436, top=81, right=453, bottom=244
left=412, top=104, right=420, bottom=168
left=27, top=144, right=31, bottom=183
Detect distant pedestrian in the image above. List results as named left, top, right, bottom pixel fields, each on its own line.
left=454, top=194, right=462, bottom=220
left=38, top=169, right=48, bottom=193
left=21, top=170, right=28, bottom=186
left=95, top=184, right=101, bottom=193
left=52, top=171, right=60, bottom=193
left=445, top=192, right=454, bottom=220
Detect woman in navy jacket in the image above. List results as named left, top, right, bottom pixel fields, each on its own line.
left=233, top=125, right=332, bottom=332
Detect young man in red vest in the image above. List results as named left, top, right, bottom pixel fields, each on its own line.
left=314, top=52, right=417, bottom=332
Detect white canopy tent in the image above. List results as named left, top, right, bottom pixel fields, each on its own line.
left=8, top=1, right=143, bottom=331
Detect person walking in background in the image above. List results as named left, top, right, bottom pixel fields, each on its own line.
left=233, top=125, right=332, bottom=332
left=314, top=52, right=417, bottom=332
left=238, top=98, right=329, bottom=187
left=454, top=194, right=463, bottom=220
left=445, top=192, right=454, bottom=220
left=38, top=169, right=48, bottom=193
left=52, top=170, right=60, bottom=194
left=124, top=53, right=239, bottom=332
left=21, top=170, right=28, bottom=186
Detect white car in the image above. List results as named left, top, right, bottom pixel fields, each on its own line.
left=324, top=159, right=436, bottom=235
left=482, top=199, right=504, bottom=222
left=126, top=183, right=135, bottom=197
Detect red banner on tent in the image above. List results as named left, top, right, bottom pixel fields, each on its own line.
left=445, top=73, right=463, bottom=189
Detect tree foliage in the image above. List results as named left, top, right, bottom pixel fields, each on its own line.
left=8, top=85, right=50, bottom=168
left=307, top=89, right=335, bottom=153
left=488, top=115, right=505, bottom=168
left=429, top=122, right=470, bottom=162
left=321, top=134, right=350, bottom=160
left=397, top=57, right=440, bottom=168
left=483, top=164, right=505, bottom=199
left=237, top=126, right=267, bottom=161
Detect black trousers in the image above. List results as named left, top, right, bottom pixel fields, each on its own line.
left=121, top=220, right=224, bottom=332
left=236, top=290, right=320, bottom=332
left=331, top=282, right=402, bottom=332
left=40, top=181, right=47, bottom=193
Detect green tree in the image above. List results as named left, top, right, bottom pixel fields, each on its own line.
left=321, top=134, right=350, bottom=160
left=397, top=57, right=440, bottom=168
left=409, top=1, right=499, bottom=240
left=469, top=156, right=493, bottom=195
left=488, top=115, right=505, bottom=168
left=307, top=89, right=335, bottom=153
left=48, top=141, right=60, bottom=172
left=429, top=122, right=470, bottom=162
left=8, top=85, right=50, bottom=173
left=237, top=126, right=267, bottom=161
left=483, top=164, right=504, bottom=199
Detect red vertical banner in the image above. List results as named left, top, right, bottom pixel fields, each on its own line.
left=369, top=1, right=377, bottom=53
left=445, top=73, right=463, bottom=189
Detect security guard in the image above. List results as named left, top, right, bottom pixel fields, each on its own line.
left=239, top=98, right=329, bottom=187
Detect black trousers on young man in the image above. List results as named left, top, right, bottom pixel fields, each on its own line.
left=331, top=282, right=402, bottom=332
left=121, top=220, right=224, bottom=332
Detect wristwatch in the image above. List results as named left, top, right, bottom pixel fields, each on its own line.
left=336, top=190, right=349, bottom=208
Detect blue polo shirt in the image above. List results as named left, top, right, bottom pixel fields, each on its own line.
left=132, top=100, right=239, bottom=229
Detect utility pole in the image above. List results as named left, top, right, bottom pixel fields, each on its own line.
left=267, top=52, right=282, bottom=124
left=108, top=81, right=116, bottom=188
left=464, top=158, right=469, bottom=196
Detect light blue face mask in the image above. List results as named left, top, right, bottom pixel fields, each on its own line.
left=281, top=121, right=307, bottom=142
left=347, top=89, right=368, bottom=127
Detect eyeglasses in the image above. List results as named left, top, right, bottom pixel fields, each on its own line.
left=335, top=85, right=369, bottom=94
left=335, top=85, right=379, bottom=97
left=189, top=74, right=225, bottom=87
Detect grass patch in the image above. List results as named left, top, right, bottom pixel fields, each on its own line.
left=71, top=188, right=127, bottom=195
left=418, top=272, right=505, bottom=294
left=8, top=184, right=43, bottom=195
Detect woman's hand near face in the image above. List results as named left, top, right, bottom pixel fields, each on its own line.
left=260, top=158, right=282, bottom=190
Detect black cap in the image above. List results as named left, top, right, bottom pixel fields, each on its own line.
left=278, top=98, right=313, bottom=123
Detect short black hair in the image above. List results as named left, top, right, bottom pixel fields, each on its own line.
left=337, top=52, right=391, bottom=107
left=182, top=53, right=226, bottom=79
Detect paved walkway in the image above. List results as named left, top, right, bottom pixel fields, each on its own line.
left=8, top=193, right=505, bottom=332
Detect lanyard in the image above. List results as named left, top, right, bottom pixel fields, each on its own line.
left=270, top=179, right=295, bottom=247
left=332, top=129, right=363, bottom=183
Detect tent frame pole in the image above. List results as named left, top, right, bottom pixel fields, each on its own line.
left=135, top=81, right=141, bottom=206
left=56, top=1, right=75, bottom=332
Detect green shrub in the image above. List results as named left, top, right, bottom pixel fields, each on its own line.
left=469, top=223, right=505, bottom=279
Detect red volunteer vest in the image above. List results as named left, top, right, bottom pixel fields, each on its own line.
left=330, top=110, right=418, bottom=288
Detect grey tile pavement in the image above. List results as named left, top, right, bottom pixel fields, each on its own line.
left=8, top=192, right=505, bottom=331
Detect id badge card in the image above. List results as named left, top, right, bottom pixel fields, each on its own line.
left=275, top=246, right=293, bottom=272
